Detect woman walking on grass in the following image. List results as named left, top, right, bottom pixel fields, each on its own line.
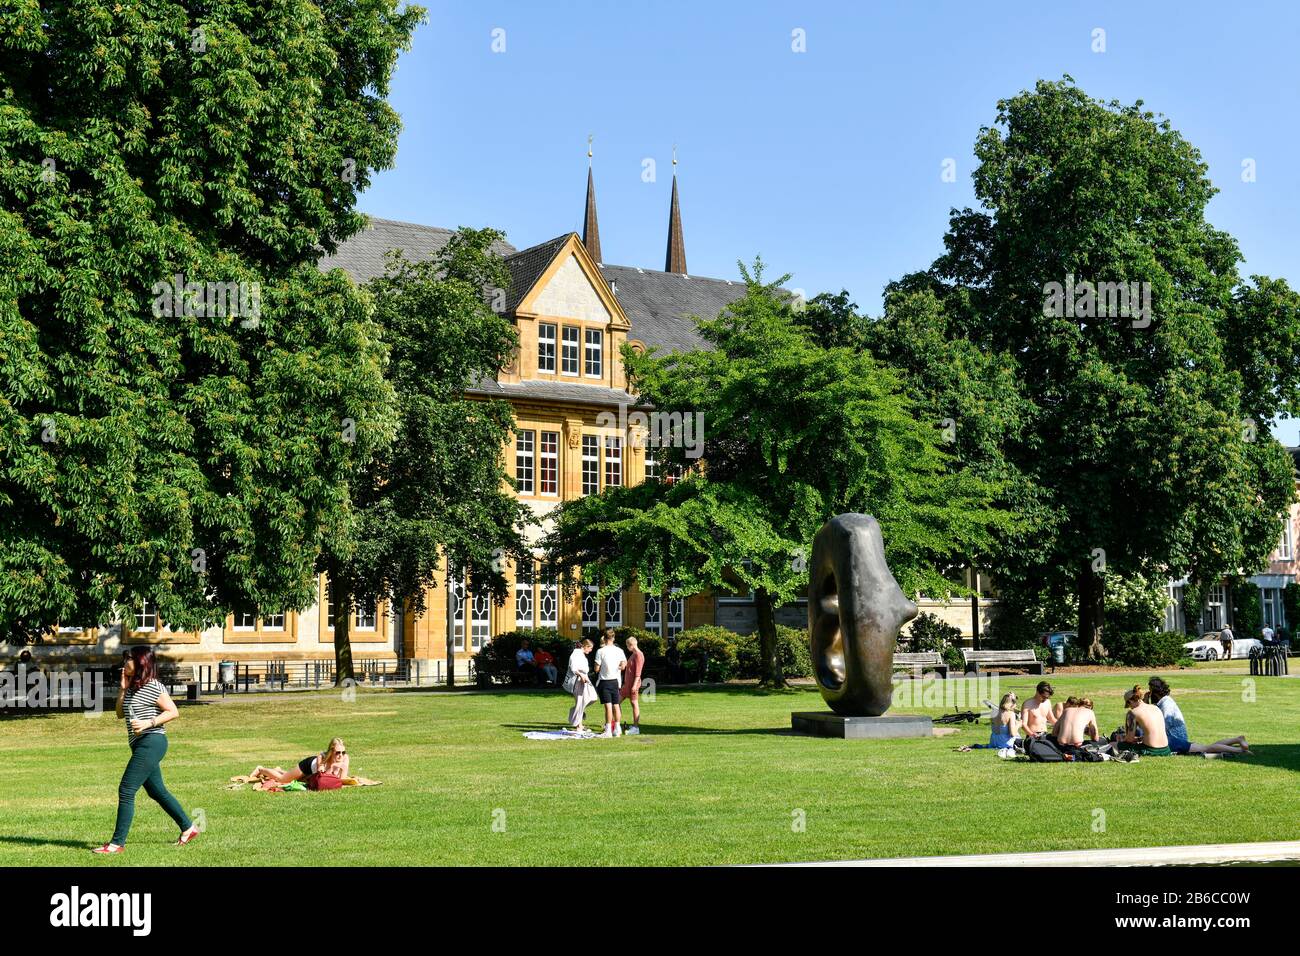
left=94, top=646, right=200, bottom=854
left=566, top=638, right=597, bottom=733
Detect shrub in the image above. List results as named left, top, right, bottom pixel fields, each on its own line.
left=906, top=612, right=961, bottom=653
left=734, top=625, right=813, bottom=679
left=675, top=625, right=739, bottom=682
left=1104, top=630, right=1194, bottom=668
left=1230, top=581, right=1262, bottom=639
left=472, top=628, right=572, bottom=684
left=615, top=626, right=662, bottom=657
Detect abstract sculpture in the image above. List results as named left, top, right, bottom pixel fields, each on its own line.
left=807, top=513, right=918, bottom=717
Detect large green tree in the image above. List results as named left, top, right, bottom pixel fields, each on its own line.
left=0, top=1, right=423, bottom=640
left=542, top=261, right=1019, bottom=684
left=899, top=77, right=1300, bottom=655
left=323, top=229, right=532, bottom=683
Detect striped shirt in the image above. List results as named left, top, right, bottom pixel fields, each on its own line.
left=122, top=679, right=166, bottom=745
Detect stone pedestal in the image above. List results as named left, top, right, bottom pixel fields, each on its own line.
left=791, top=711, right=933, bottom=740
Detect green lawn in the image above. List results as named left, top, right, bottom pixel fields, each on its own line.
left=3, top=672, right=1298, bottom=866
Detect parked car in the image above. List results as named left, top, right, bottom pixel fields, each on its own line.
left=1183, top=633, right=1262, bottom=661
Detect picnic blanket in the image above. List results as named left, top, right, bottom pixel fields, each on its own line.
left=523, top=729, right=598, bottom=741
left=226, top=770, right=383, bottom=791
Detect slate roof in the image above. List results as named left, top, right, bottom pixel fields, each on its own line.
left=467, top=378, right=646, bottom=408
left=317, top=217, right=517, bottom=284
left=503, top=234, right=574, bottom=314
left=600, top=264, right=746, bottom=353
left=321, top=216, right=749, bottom=355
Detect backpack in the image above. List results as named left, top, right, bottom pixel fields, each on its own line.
left=306, top=772, right=343, bottom=791
left=1025, top=735, right=1065, bottom=762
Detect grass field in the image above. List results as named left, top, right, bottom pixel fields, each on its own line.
left=3, top=671, right=1298, bottom=866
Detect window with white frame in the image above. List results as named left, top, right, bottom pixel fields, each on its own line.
left=538, top=323, right=557, bottom=373
left=450, top=568, right=466, bottom=651
left=644, top=446, right=658, bottom=481
left=355, top=599, right=377, bottom=631
left=1261, top=587, right=1284, bottom=631
left=666, top=587, right=684, bottom=636
left=644, top=575, right=661, bottom=633
left=1164, top=583, right=1185, bottom=634
left=135, top=601, right=158, bottom=633
left=233, top=611, right=256, bottom=631
left=515, top=429, right=535, bottom=494
left=1202, top=584, right=1227, bottom=632
left=604, top=435, right=622, bottom=487
left=582, top=582, right=600, bottom=629
left=540, top=431, right=559, bottom=496
left=470, top=591, right=490, bottom=649
left=263, top=611, right=286, bottom=631
left=584, top=329, right=603, bottom=377
left=561, top=326, right=579, bottom=375
left=325, top=582, right=335, bottom=629
left=515, top=562, right=534, bottom=629
left=582, top=435, right=600, bottom=495
left=604, top=587, right=623, bottom=627
left=538, top=567, right=558, bottom=626
left=1279, top=518, right=1294, bottom=561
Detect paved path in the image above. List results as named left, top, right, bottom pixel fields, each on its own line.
left=789, top=840, right=1300, bottom=867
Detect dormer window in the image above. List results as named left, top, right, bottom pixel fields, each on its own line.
left=538, top=323, right=556, bottom=373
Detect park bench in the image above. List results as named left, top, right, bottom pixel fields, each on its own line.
left=472, top=657, right=545, bottom=688
left=962, top=648, right=1044, bottom=676
left=892, top=651, right=948, bottom=679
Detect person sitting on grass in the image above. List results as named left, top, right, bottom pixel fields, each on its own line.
left=1147, top=677, right=1251, bottom=756
left=957, top=692, right=1019, bottom=751
left=253, top=737, right=350, bottom=789
left=1116, top=686, right=1171, bottom=757
left=1022, top=681, right=1055, bottom=737
left=1051, top=695, right=1079, bottom=724
left=1052, top=697, right=1099, bottom=749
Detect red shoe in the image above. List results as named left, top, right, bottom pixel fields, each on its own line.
left=92, top=843, right=124, bottom=854
left=177, top=825, right=201, bottom=846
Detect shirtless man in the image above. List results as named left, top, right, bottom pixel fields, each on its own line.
left=1021, top=681, right=1055, bottom=737
left=1053, top=697, right=1099, bottom=747
left=1118, top=685, right=1171, bottom=756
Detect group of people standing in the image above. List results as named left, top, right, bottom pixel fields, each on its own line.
left=566, top=629, right=644, bottom=737
left=962, top=678, right=1251, bottom=759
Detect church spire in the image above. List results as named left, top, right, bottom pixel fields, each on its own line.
left=664, top=146, right=686, bottom=274
left=582, top=134, right=602, bottom=264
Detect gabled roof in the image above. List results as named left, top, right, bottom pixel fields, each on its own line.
left=320, top=217, right=749, bottom=355
left=502, top=234, right=573, bottom=314
left=318, top=217, right=516, bottom=283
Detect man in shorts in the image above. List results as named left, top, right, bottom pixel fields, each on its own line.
left=594, top=629, right=627, bottom=738
left=620, top=635, right=645, bottom=735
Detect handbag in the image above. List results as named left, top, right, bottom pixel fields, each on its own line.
left=306, top=772, right=343, bottom=791
left=562, top=669, right=576, bottom=694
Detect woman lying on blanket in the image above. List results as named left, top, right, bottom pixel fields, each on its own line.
left=253, top=737, right=350, bottom=788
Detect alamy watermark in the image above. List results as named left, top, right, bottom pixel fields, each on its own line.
left=1043, top=274, right=1152, bottom=328
left=0, top=665, right=105, bottom=716
left=596, top=403, right=704, bottom=459
left=151, top=273, right=261, bottom=327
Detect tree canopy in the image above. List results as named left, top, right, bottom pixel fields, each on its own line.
left=0, top=1, right=424, bottom=640
left=542, top=260, right=1019, bottom=683
left=892, top=77, right=1300, bottom=651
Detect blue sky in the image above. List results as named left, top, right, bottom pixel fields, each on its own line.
left=360, top=1, right=1300, bottom=441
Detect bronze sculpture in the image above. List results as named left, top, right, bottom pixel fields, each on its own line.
left=807, top=513, right=918, bottom=717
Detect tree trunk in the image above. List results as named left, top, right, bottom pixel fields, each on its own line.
left=754, top=586, right=785, bottom=687
left=331, top=567, right=356, bottom=686
left=1077, top=562, right=1106, bottom=660
left=445, top=569, right=457, bottom=689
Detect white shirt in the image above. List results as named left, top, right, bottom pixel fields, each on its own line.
left=567, top=648, right=590, bottom=676
left=1262, top=626, right=1275, bottom=641
left=595, top=645, right=627, bottom=684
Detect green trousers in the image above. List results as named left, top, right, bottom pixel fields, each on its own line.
left=111, top=733, right=191, bottom=846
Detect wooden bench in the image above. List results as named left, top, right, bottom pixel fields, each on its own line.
left=962, top=648, right=1044, bottom=675
left=892, top=651, right=948, bottom=679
